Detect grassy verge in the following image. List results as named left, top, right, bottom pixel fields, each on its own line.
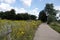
left=0, top=20, right=41, bottom=40
left=49, top=22, right=60, bottom=33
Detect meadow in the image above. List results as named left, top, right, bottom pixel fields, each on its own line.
left=0, top=20, right=41, bottom=40
left=49, top=22, right=60, bottom=33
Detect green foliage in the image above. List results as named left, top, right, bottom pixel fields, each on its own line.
left=0, top=20, right=41, bottom=40
left=0, top=9, right=16, bottom=20
left=30, top=15, right=37, bottom=20
left=0, top=9, right=37, bottom=20
left=16, top=13, right=37, bottom=20
left=57, top=20, right=60, bottom=23
left=45, top=3, right=55, bottom=15
left=16, top=13, right=30, bottom=20
left=38, top=3, right=56, bottom=23
left=49, top=22, right=60, bottom=33
left=44, top=3, right=56, bottom=23
left=38, top=10, right=47, bottom=22
left=47, top=15, right=56, bottom=24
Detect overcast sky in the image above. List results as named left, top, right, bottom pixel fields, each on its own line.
left=0, top=0, right=60, bottom=17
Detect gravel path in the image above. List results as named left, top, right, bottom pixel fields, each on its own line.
left=33, top=23, right=60, bottom=40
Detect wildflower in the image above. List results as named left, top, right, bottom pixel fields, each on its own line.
left=21, top=31, right=25, bottom=35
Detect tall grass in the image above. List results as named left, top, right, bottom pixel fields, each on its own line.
left=49, top=22, right=60, bottom=33
left=0, top=20, right=41, bottom=40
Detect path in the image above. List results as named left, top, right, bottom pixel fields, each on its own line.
left=33, top=23, right=60, bottom=40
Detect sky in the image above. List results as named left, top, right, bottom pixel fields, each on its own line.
left=0, top=0, right=60, bottom=17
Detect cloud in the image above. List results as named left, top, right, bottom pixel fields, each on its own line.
left=0, top=0, right=3, bottom=2
left=54, top=6, right=60, bottom=10
left=56, top=10, right=60, bottom=20
left=0, top=0, right=16, bottom=4
left=0, top=3, right=13, bottom=11
left=15, top=8, right=39, bottom=17
left=0, top=3, right=39, bottom=17
left=0, top=3, right=27, bottom=13
left=20, top=0, right=32, bottom=7
left=15, top=8, right=27, bottom=13
left=55, top=6, right=60, bottom=20
left=28, top=8, right=39, bottom=17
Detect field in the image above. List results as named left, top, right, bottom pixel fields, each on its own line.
left=0, top=20, right=41, bottom=40
left=49, top=22, right=60, bottom=33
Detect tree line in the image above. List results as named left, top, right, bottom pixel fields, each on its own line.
left=0, top=9, right=37, bottom=20
left=0, top=3, right=58, bottom=23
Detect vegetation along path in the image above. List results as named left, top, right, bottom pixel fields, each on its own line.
left=33, top=23, right=60, bottom=40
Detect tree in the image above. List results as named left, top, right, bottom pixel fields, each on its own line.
left=23, top=13, right=30, bottom=20
left=38, top=10, right=47, bottom=22
left=2, top=9, right=16, bottom=20
left=9, top=9, right=16, bottom=20
left=16, top=13, right=37, bottom=20
left=0, top=11, right=4, bottom=19
left=30, top=15, right=37, bottom=20
left=44, top=3, right=56, bottom=24
left=16, top=14, right=21, bottom=20
left=10, top=9, right=15, bottom=15
left=0, top=9, right=37, bottom=20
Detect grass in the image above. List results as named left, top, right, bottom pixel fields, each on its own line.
left=0, top=20, right=41, bottom=40
left=49, top=22, right=60, bottom=33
